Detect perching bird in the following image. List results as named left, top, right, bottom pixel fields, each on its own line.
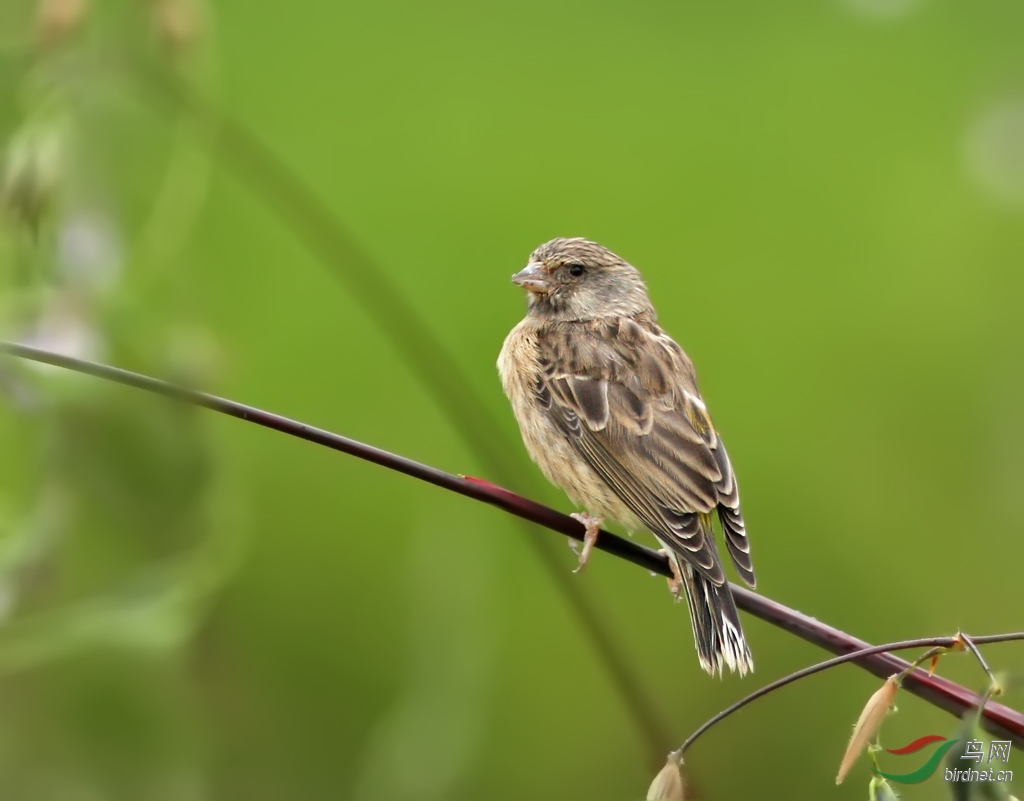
left=498, top=238, right=756, bottom=676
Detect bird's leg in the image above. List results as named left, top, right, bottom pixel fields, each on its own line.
left=658, top=549, right=684, bottom=600
left=569, top=513, right=603, bottom=573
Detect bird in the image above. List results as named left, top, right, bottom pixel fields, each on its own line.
left=497, top=237, right=756, bottom=676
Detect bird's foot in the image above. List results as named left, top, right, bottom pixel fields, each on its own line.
left=570, top=513, right=603, bottom=573
left=658, top=549, right=684, bottom=600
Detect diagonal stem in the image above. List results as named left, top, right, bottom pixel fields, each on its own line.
left=958, top=632, right=998, bottom=689
left=680, top=632, right=1024, bottom=754
left=732, top=589, right=1024, bottom=748
left=2, top=340, right=1023, bottom=749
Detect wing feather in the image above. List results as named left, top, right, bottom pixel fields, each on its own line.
left=536, top=317, right=755, bottom=587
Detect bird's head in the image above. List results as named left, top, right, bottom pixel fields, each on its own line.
left=512, top=238, right=653, bottom=321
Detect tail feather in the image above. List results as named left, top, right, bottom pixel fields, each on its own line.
left=675, top=556, right=753, bottom=677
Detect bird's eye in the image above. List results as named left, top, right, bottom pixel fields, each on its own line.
left=567, top=264, right=586, bottom=277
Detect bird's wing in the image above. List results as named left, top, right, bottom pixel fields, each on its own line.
left=534, top=317, right=754, bottom=587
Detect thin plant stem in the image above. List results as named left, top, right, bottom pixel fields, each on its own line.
left=680, top=632, right=1024, bottom=754
left=3, top=340, right=1024, bottom=749
left=958, top=632, right=998, bottom=690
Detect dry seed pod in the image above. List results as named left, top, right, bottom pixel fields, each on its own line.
left=836, top=675, right=899, bottom=784
left=646, top=751, right=685, bottom=801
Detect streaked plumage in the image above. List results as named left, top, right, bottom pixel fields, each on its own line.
left=498, top=237, right=756, bottom=676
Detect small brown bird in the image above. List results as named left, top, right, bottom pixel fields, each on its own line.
left=498, top=238, right=756, bottom=676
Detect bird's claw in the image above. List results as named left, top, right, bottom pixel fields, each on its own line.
left=570, top=513, right=603, bottom=573
left=658, top=548, right=684, bottom=601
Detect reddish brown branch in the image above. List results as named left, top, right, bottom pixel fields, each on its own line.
left=681, top=632, right=1024, bottom=754
left=734, top=591, right=1024, bottom=747
left=2, top=340, right=1022, bottom=748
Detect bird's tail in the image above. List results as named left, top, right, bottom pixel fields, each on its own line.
left=676, top=554, right=754, bottom=677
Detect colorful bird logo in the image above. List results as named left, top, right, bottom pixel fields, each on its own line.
left=872, top=736, right=960, bottom=784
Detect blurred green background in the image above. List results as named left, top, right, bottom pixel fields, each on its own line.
left=0, top=0, right=1023, bottom=799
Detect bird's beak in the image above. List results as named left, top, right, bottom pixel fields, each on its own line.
left=511, top=262, right=549, bottom=294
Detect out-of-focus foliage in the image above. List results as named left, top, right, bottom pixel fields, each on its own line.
left=0, top=0, right=1022, bottom=799
left=0, top=1, right=241, bottom=798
